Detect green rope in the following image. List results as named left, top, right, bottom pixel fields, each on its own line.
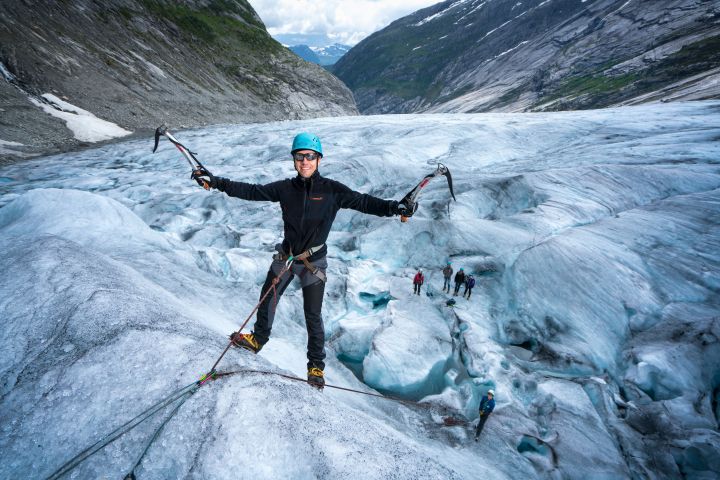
left=46, top=381, right=198, bottom=480
left=123, top=388, right=198, bottom=480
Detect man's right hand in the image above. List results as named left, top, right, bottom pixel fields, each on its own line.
left=191, top=166, right=216, bottom=190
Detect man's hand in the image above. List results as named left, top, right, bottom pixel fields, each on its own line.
left=397, top=200, right=418, bottom=221
left=191, top=166, right=216, bottom=190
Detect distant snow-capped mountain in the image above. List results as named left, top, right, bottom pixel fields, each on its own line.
left=311, top=44, right=352, bottom=65
left=290, top=43, right=351, bottom=66
left=289, top=45, right=321, bottom=64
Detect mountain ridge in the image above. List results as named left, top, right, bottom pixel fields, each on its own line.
left=333, top=0, right=720, bottom=114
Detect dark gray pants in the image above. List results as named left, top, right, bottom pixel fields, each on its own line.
left=252, top=256, right=327, bottom=370
left=475, top=415, right=489, bottom=438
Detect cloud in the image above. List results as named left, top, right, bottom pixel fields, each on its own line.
left=249, top=0, right=441, bottom=45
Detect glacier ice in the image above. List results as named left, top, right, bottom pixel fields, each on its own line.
left=1, top=102, right=719, bottom=478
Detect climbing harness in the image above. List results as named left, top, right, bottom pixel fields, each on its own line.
left=400, top=163, right=457, bottom=222
left=272, top=244, right=327, bottom=283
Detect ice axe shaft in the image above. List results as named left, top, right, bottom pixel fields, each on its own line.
left=400, top=163, right=456, bottom=222
left=152, top=125, right=211, bottom=189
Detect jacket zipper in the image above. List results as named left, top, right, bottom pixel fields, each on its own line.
left=298, top=177, right=311, bottom=252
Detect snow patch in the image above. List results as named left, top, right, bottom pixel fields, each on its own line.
left=496, top=40, right=530, bottom=58
left=414, top=0, right=472, bottom=26
left=29, top=93, right=132, bottom=143
left=479, top=19, right=513, bottom=41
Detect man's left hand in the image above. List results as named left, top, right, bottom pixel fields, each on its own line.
left=396, top=200, right=418, bottom=219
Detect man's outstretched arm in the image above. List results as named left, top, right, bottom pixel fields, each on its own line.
left=192, top=168, right=284, bottom=202
left=334, top=181, right=417, bottom=218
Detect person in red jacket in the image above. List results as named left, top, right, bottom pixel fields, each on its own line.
left=413, top=269, right=424, bottom=295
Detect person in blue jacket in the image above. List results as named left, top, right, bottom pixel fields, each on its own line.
left=463, top=274, right=476, bottom=300
left=475, top=389, right=495, bottom=441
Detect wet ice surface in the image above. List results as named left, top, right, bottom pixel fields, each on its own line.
left=1, top=102, right=720, bottom=478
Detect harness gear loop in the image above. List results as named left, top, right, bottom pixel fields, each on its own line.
left=276, top=244, right=327, bottom=283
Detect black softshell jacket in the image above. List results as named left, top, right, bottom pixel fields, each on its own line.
left=216, top=171, right=397, bottom=261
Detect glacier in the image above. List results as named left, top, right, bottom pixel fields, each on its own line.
left=1, top=101, right=719, bottom=479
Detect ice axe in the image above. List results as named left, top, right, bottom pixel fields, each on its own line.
left=400, top=163, right=456, bottom=222
left=152, top=125, right=213, bottom=190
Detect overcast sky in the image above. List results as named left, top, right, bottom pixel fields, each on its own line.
left=249, top=0, right=441, bottom=46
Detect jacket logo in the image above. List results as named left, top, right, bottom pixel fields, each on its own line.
left=310, top=196, right=323, bottom=201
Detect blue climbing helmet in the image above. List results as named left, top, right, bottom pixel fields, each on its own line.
left=291, top=132, right=323, bottom=157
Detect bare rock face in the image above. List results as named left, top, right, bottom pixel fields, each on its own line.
left=0, top=0, right=357, bottom=161
left=333, top=0, right=720, bottom=114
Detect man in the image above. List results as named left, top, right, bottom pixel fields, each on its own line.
left=191, top=133, right=416, bottom=388
left=475, top=389, right=495, bottom=441
left=413, top=269, right=424, bottom=295
left=453, top=268, right=466, bottom=296
left=464, top=274, right=476, bottom=300
left=442, top=262, right=453, bottom=293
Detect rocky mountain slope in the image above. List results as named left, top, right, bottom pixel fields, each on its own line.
left=333, top=0, right=720, bottom=114
left=0, top=0, right=357, bottom=161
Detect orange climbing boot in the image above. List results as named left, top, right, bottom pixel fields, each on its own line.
left=307, top=366, right=325, bottom=389
left=230, top=332, right=262, bottom=353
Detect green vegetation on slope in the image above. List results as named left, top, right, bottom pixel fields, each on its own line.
left=541, top=34, right=720, bottom=109
left=138, top=0, right=280, bottom=54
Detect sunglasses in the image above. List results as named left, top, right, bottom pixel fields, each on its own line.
left=293, top=152, right=320, bottom=162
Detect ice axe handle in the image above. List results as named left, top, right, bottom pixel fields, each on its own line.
left=191, top=168, right=212, bottom=190
left=400, top=215, right=409, bottom=223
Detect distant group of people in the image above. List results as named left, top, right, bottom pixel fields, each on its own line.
left=410, top=264, right=496, bottom=440
left=413, top=262, right=475, bottom=299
